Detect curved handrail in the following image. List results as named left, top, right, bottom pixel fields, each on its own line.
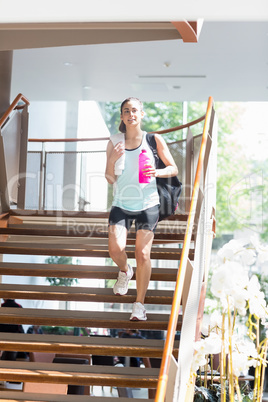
left=151, top=114, right=205, bottom=135
left=28, top=114, right=206, bottom=144
left=0, top=93, right=30, bottom=129
left=171, top=21, right=199, bottom=43
left=155, top=97, right=213, bottom=401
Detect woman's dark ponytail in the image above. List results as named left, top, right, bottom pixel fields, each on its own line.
left=119, top=120, right=126, bottom=133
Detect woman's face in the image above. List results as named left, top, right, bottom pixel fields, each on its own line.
left=120, top=100, right=144, bottom=129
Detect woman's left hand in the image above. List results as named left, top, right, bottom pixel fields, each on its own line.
left=143, top=164, right=158, bottom=177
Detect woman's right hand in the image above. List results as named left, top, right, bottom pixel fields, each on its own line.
left=105, top=140, right=125, bottom=184
left=109, top=141, right=125, bottom=164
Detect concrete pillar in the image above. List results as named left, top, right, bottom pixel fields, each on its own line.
left=0, top=51, right=13, bottom=118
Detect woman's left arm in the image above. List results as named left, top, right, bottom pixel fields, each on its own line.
left=143, top=134, right=178, bottom=178
left=153, top=134, right=178, bottom=178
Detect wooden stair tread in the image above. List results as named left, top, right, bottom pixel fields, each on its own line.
left=10, top=209, right=188, bottom=221
left=0, top=360, right=160, bottom=388
left=7, top=220, right=187, bottom=229
left=3, top=235, right=182, bottom=247
left=0, top=307, right=182, bottom=331
left=0, top=226, right=188, bottom=242
left=0, top=262, right=178, bottom=281
left=0, top=284, right=174, bottom=304
left=3, top=234, right=183, bottom=246
left=0, top=332, right=179, bottom=358
left=0, top=242, right=193, bottom=260
left=0, top=391, right=153, bottom=402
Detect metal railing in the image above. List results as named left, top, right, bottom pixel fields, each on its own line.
left=26, top=115, right=206, bottom=214
left=0, top=93, right=30, bottom=213
left=0, top=93, right=30, bottom=129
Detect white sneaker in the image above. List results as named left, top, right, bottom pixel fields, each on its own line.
left=113, top=264, right=133, bottom=295
left=130, top=302, right=147, bottom=321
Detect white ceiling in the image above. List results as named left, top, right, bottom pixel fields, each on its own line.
left=1, top=0, right=268, bottom=23
left=10, top=21, right=268, bottom=103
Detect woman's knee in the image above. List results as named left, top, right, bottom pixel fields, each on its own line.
left=109, top=242, right=125, bottom=260
left=108, top=225, right=127, bottom=258
left=135, top=247, right=151, bottom=265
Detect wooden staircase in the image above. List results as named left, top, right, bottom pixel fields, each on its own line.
left=0, top=211, right=183, bottom=401
left=0, top=94, right=217, bottom=401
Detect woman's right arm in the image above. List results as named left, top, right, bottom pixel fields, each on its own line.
left=105, top=140, right=124, bottom=184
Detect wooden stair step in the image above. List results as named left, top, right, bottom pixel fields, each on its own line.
left=0, top=332, right=179, bottom=358
left=0, top=391, right=153, bottom=402
left=4, top=235, right=181, bottom=247
left=3, top=233, right=183, bottom=246
left=0, top=262, right=178, bottom=281
left=0, top=360, right=159, bottom=388
left=0, top=242, right=193, bottom=260
left=7, top=219, right=187, bottom=230
left=9, top=210, right=111, bottom=219
left=9, top=209, right=188, bottom=221
left=0, top=226, right=188, bottom=242
left=0, top=308, right=182, bottom=331
left=0, top=284, right=174, bottom=305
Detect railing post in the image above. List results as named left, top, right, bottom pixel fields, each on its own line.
left=0, top=130, right=10, bottom=213
left=185, top=127, right=193, bottom=213
left=17, top=104, right=29, bottom=209
left=39, top=143, right=46, bottom=210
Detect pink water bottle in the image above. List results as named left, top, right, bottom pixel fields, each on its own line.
left=139, top=149, right=151, bottom=183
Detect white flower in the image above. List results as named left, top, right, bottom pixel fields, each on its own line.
left=191, top=333, right=221, bottom=373
left=205, top=333, right=222, bottom=355
left=202, top=310, right=227, bottom=336
left=240, top=248, right=256, bottom=266
left=257, top=245, right=268, bottom=264
left=210, top=310, right=223, bottom=330
left=247, top=275, right=268, bottom=320
left=250, top=234, right=268, bottom=264
left=232, top=351, right=250, bottom=377
left=231, top=290, right=248, bottom=316
left=211, top=261, right=249, bottom=303
left=217, top=239, right=245, bottom=262
left=233, top=337, right=258, bottom=359
left=194, top=339, right=209, bottom=355
left=191, top=351, right=208, bottom=373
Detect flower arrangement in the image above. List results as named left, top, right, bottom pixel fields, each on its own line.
left=192, top=236, right=268, bottom=401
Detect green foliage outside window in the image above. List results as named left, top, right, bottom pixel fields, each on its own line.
left=45, top=256, right=79, bottom=287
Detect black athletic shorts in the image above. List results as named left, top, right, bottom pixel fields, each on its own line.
left=109, top=205, right=159, bottom=232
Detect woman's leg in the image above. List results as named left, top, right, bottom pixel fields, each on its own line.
left=108, top=224, right=128, bottom=272
left=109, top=224, right=133, bottom=296
left=134, top=229, right=154, bottom=304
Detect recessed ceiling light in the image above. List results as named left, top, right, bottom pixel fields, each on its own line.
left=83, top=86, right=91, bottom=90
left=163, top=62, right=171, bottom=68
left=63, top=62, right=73, bottom=67
left=138, top=75, right=206, bottom=79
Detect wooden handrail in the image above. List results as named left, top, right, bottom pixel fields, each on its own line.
left=0, top=93, right=30, bottom=128
left=155, top=97, right=213, bottom=401
left=151, top=114, right=206, bottom=135
left=28, top=115, right=206, bottom=144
